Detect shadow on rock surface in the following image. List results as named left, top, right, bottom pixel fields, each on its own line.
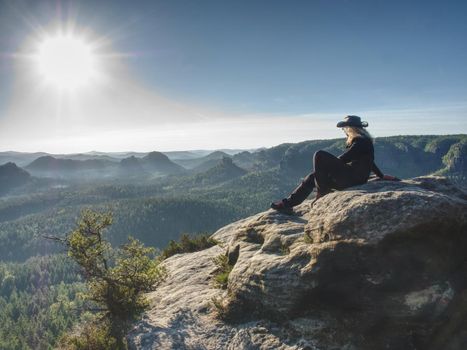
left=296, top=221, right=467, bottom=349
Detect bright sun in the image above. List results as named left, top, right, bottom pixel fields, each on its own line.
left=35, top=34, right=97, bottom=90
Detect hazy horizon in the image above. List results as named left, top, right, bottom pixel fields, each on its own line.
left=1, top=130, right=466, bottom=155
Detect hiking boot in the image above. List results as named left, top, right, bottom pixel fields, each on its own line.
left=270, top=199, right=293, bottom=215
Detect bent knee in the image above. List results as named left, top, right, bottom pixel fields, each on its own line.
left=313, top=150, right=330, bottom=162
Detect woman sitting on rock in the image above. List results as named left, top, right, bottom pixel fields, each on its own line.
left=271, top=115, right=399, bottom=214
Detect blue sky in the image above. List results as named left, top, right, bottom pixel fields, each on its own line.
left=0, top=0, right=466, bottom=152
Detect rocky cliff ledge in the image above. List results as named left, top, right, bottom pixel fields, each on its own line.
left=128, top=177, right=467, bottom=350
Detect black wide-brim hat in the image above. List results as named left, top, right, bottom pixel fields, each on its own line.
left=336, top=115, right=369, bottom=128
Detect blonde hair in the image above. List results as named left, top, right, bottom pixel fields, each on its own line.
left=344, top=126, right=373, bottom=146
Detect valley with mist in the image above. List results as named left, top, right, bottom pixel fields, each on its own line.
left=0, top=134, right=466, bottom=349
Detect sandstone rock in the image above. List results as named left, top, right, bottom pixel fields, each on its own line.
left=128, top=177, right=467, bottom=350
left=305, top=176, right=466, bottom=244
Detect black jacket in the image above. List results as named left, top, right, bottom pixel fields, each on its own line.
left=338, top=137, right=384, bottom=182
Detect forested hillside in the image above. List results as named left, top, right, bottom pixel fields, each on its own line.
left=0, top=134, right=465, bottom=349
left=0, top=255, right=85, bottom=349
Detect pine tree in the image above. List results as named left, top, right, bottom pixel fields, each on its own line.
left=60, top=209, right=166, bottom=349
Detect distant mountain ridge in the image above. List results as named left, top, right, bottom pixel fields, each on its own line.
left=0, top=162, right=31, bottom=194
left=2, top=134, right=466, bottom=183
left=171, top=151, right=231, bottom=169
left=26, top=155, right=115, bottom=172
left=165, top=156, right=248, bottom=190
left=142, top=151, right=185, bottom=174
left=199, top=156, right=247, bottom=183
left=119, top=156, right=145, bottom=176
left=22, top=152, right=185, bottom=179
left=0, top=148, right=251, bottom=167
left=0, top=152, right=49, bottom=167
left=118, top=152, right=185, bottom=177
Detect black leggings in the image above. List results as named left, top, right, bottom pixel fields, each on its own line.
left=286, top=150, right=360, bottom=206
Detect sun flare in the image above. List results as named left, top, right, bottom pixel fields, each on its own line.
left=35, top=34, right=97, bottom=90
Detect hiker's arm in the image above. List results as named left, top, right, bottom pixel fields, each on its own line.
left=372, top=162, right=384, bottom=178
left=382, top=174, right=401, bottom=181
left=373, top=163, right=401, bottom=181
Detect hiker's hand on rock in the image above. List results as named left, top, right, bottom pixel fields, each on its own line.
left=383, top=174, right=400, bottom=181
